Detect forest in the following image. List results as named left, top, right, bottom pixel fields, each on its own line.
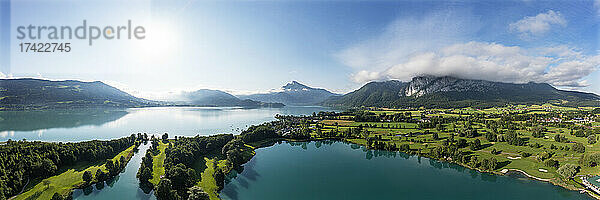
left=0, top=135, right=138, bottom=199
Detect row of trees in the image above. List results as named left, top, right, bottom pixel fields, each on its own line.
left=154, top=134, right=233, bottom=200
left=0, top=135, right=138, bottom=199
left=138, top=137, right=161, bottom=186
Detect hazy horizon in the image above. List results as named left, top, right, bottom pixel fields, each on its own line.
left=1, top=0, right=598, bottom=100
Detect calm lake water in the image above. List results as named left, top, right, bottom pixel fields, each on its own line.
left=1, top=107, right=591, bottom=200
left=72, top=143, right=155, bottom=200
left=0, top=106, right=335, bottom=142
left=221, top=141, right=590, bottom=200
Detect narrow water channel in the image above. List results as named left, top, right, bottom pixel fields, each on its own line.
left=72, top=143, right=156, bottom=200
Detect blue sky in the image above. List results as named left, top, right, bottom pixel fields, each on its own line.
left=1, top=0, right=598, bottom=99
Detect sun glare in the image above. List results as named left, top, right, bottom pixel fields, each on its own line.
left=133, top=19, right=179, bottom=63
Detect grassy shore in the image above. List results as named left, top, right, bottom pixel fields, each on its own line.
left=195, top=144, right=256, bottom=200
left=13, top=145, right=136, bottom=200
left=149, top=141, right=168, bottom=186
left=210, top=104, right=598, bottom=199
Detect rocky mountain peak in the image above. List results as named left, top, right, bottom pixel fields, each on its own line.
left=282, top=81, right=311, bottom=91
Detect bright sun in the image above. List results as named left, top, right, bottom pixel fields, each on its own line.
left=133, top=19, right=179, bottom=63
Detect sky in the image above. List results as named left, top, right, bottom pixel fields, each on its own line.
left=0, top=0, right=599, bottom=100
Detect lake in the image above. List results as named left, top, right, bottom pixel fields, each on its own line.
left=221, top=141, right=589, bottom=200
left=1, top=107, right=591, bottom=200
left=0, top=106, right=336, bottom=142
left=72, top=143, right=155, bottom=200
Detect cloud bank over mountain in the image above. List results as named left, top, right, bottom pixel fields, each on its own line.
left=338, top=10, right=599, bottom=89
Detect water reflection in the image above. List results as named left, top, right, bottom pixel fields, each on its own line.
left=222, top=140, right=588, bottom=200
left=0, top=106, right=337, bottom=142
left=222, top=156, right=261, bottom=200
left=0, top=109, right=128, bottom=132
left=72, top=144, right=154, bottom=200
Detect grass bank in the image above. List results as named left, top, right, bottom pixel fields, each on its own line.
left=13, top=145, right=136, bottom=200
left=149, top=141, right=168, bottom=186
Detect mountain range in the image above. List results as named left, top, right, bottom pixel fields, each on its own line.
left=238, top=81, right=339, bottom=106
left=323, top=75, right=600, bottom=108
left=0, top=78, right=156, bottom=110
left=2, top=76, right=599, bottom=110
left=180, top=89, right=284, bottom=108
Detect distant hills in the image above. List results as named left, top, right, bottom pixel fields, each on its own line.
left=239, top=81, right=338, bottom=106
left=181, top=89, right=284, bottom=108
left=0, top=79, right=284, bottom=110
left=3, top=76, right=598, bottom=110
left=0, top=78, right=156, bottom=110
left=0, top=109, right=128, bottom=131
left=323, top=75, right=600, bottom=108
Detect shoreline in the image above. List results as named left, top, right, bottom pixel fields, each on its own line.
left=331, top=138, right=599, bottom=200
left=227, top=138, right=597, bottom=200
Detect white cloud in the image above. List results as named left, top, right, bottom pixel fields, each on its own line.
left=350, top=42, right=599, bottom=88
left=335, top=9, right=480, bottom=72
left=509, top=10, right=566, bottom=38
left=337, top=10, right=597, bottom=89
left=352, top=70, right=383, bottom=83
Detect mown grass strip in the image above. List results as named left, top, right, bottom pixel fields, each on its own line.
left=149, top=141, right=168, bottom=186
left=14, top=145, right=136, bottom=200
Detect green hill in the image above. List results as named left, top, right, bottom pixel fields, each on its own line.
left=0, top=78, right=156, bottom=110
left=182, top=89, right=284, bottom=108
left=323, top=76, right=600, bottom=108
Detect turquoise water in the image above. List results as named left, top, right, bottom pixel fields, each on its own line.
left=72, top=143, right=155, bottom=200
left=1, top=107, right=590, bottom=199
left=589, top=176, right=600, bottom=187
left=221, top=141, right=590, bottom=200
left=0, top=106, right=335, bottom=142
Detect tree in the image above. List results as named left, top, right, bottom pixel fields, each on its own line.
left=469, top=139, right=481, bottom=151
left=537, top=151, right=551, bottom=162
left=557, top=164, right=578, bottom=179
left=40, top=158, right=57, bottom=177
left=43, top=180, right=51, bottom=189
left=485, top=131, right=497, bottom=142
left=156, top=179, right=178, bottom=200
left=95, top=169, right=106, bottom=182
left=505, top=131, right=524, bottom=146
left=162, top=133, right=169, bottom=143
left=457, top=139, right=467, bottom=148
left=532, top=126, right=546, bottom=138
left=574, top=129, right=586, bottom=137
left=187, top=186, right=209, bottom=200
left=105, top=160, right=115, bottom=174
left=588, top=135, right=597, bottom=144
left=554, top=134, right=567, bottom=143
left=214, top=168, right=225, bottom=190
left=166, top=163, right=195, bottom=191
left=119, top=156, right=126, bottom=167
left=82, top=171, right=92, bottom=183
left=399, top=144, right=410, bottom=152
left=573, top=143, right=585, bottom=153
left=544, top=159, right=559, bottom=169
left=432, top=132, right=439, bottom=140
left=481, top=157, right=497, bottom=170
left=138, top=167, right=153, bottom=183
left=51, top=192, right=63, bottom=200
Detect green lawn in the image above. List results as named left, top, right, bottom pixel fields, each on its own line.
left=14, top=145, right=136, bottom=200
left=149, top=141, right=168, bottom=186
left=326, top=104, right=600, bottom=183
left=196, top=158, right=225, bottom=200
